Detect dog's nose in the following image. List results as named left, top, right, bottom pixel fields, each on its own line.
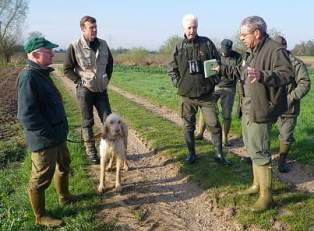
left=115, top=129, right=120, bottom=134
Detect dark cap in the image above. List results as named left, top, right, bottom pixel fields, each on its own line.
left=221, top=39, right=233, bottom=54
left=274, top=36, right=287, bottom=49
left=24, top=37, right=58, bottom=53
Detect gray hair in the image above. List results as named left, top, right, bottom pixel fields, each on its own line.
left=182, top=14, right=198, bottom=28
left=240, top=16, right=267, bottom=35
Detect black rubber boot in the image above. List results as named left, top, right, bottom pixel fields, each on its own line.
left=212, top=133, right=232, bottom=166
left=278, top=153, right=290, bottom=173
left=278, top=142, right=290, bottom=173
left=82, top=127, right=100, bottom=164
left=184, top=130, right=196, bottom=164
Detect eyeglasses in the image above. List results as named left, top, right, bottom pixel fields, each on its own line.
left=240, top=30, right=256, bottom=38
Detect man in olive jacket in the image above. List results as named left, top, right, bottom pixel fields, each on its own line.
left=168, top=14, right=231, bottom=165
left=214, top=16, right=293, bottom=212
left=274, top=36, right=311, bottom=173
left=195, top=39, right=242, bottom=146
left=17, top=37, right=77, bottom=227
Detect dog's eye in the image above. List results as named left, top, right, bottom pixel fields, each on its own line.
left=118, top=120, right=121, bottom=124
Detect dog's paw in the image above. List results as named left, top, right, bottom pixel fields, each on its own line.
left=123, top=166, right=129, bottom=171
left=115, top=185, right=122, bottom=193
left=98, top=185, right=106, bottom=194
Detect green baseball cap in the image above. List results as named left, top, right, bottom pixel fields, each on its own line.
left=24, top=37, right=58, bottom=53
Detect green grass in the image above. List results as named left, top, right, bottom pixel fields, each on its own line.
left=111, top=66, right=314, bottom=165
left=107, top=88, right=314, bottom=230
left=0, top=76, right=113, bottom=230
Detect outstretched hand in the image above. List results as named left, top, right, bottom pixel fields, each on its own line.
left=247, top=67, right=261, bottom=83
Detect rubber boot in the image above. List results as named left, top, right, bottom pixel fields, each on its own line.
left=184, top=130, right=196, bottom=164
left=195, top=112, right=206, bottom=140
left=28, top=189, right=64, bottom=228
left=222, top=119, right=231, bottom=146
left=251, top=164, right=274, bottom=212
left=54, top=175, right=79, bottom=206
left=239, top=162, right=259, bottom=195
left=212, top=133, right=232, bottom=166
left=82, top=127, right=100, bottom=164
left=278, top=142, right=290, bottom=173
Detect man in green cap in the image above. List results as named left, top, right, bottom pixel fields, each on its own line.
left=17, top=37, right=77, bottom=227
left=213, top=16, right=293, bottom=212
left=274, top=36, right=311, bottom=173
left=168, top=13, right=231, bottom=165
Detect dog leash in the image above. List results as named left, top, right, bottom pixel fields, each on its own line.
left=66, top=129, right=102, bottom=144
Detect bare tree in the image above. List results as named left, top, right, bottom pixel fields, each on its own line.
left=27, top=31, right=44, bottom=40
left=0, top=0, right=28, bottom=63
left=159, top=35, right=183, bottom=55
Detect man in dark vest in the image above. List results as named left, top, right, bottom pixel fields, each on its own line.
left=168, top=13, right=231, bottom=165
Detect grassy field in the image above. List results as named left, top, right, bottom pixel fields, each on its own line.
left=110, top=66, right=314, bottom=165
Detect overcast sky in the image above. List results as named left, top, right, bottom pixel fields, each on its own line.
left=25, top=0, right=314, bottom=50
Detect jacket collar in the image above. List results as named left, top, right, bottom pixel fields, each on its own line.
left=183, top=34, right=200, bottom=44
left=27, top=60, right=54, bottom=74
left=250, top=33, right=269, bottom=54
left=80, top=35, right=99, bottom=49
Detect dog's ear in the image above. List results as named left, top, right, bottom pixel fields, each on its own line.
left=121, top=121, right=128, bottom=148
left=101, top=123, right=109, bottom=139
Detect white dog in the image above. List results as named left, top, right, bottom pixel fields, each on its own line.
left=98, top=113, right=129, bottom=193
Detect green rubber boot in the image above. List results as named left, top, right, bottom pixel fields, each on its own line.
left=28, top=189, right=64, bottom=228
left=239, top=162, right=259, bottom=195
left=251, top=164, right=274, bottom=212
left=195, top=112, right=206, bottom=140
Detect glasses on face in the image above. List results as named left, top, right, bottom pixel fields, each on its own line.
left=240, top=29, right=256, bottom=38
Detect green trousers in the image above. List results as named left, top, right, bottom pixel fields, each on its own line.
left=242, top=114, right=272, bottom=166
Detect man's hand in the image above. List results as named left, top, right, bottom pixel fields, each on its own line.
left=247, top=67, right=261, bottom=83
left=211, top=65, right=220, bottom=73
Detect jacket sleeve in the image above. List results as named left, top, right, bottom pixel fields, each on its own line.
left=167, top=45, right=181, bottom=87
left=63, top=44, right=81, bottom=83
left=17, top=74, right=55, bottom=140
left=106, top=48, right=114, bottom=80
left=289, top=56, right=311, bottom=101
left=259, top=48, right=293, bottom=87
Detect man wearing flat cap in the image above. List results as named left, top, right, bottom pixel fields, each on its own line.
left=195, top=39, right=242, bottom=146
left=17, top=37, right=77, bottom=228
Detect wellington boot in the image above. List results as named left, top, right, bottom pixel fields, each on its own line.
left=222, top=120, right=231, bottom=146
left=28, top=189, right=64, bottom=228
left=82, top=127, right=100, bottom=164
left=54, top=175, right=79, bottom=206
left=278, top=142, right=290, bottom=173
left=239, top=162, right=259, bottom=195
left=251, top=164, right=274, bottom=212
left=195, top=112, right=206, bottom=140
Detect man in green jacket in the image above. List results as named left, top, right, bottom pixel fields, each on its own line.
left=214, top=16, right=293, bottom=211
left=17, top=37, right=77, bottom=227
left=195, top=39, right=242, bottom=147
left=168, top=14, right=231, bottom=165
left=274, top=36, right=311, bottom=173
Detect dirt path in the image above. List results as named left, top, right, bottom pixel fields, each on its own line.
left=53, top=67, right=242, bottom=230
